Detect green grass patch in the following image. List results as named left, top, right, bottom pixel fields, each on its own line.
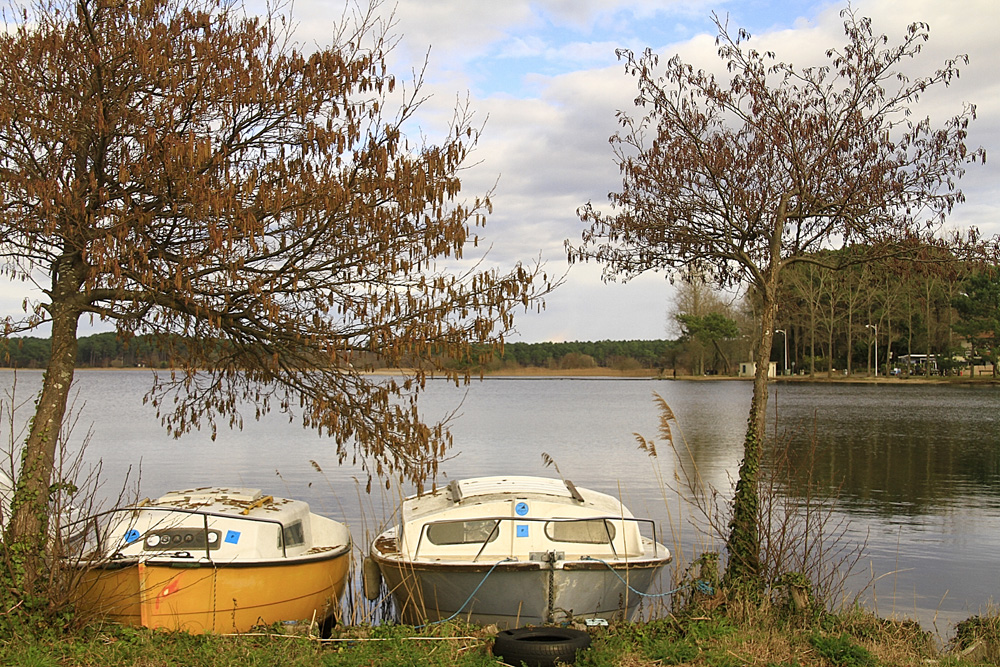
left=3, top=608, right=1000, bottom=667
left=808, top=632, right=877, bottom=667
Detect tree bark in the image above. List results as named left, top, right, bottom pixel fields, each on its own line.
left=725, top=257, right=783, bottom=588
left=5, top=256, right=83, bottom=588
left=725, top=296, right=776, bottom=587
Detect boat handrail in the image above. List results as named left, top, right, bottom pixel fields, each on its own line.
left=411, top=515, right=661, bottom=562
left=68, top=505, right=292, bottom=561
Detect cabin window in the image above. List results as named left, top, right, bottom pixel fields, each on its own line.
left=280, top=521, right=305, bottom=548
left=426, top=520, right=500, bottom=545
left=545, top=519, right=615, bottom=544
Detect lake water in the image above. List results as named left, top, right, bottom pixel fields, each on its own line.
left=1, top=370, right=997, bottom=637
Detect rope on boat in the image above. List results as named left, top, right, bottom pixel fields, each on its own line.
left=580, top=556, right=715, bottom=598
left=414, top=557, right=517, bottom=629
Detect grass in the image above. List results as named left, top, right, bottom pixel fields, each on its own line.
left=3, top=605, right=1000, bottom=667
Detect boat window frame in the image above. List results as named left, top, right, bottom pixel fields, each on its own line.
left=543, top=518, right=617, bottom=546
left=424, top=519, right=501, bottom=546
left=411, top=515, right=661, bottom=562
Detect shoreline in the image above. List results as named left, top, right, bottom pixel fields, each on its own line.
left=477, top=367, right=1000, bottom=385
left=4, top=364, right=997, bottom=385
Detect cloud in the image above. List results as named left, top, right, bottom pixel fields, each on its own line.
left=418, top=0, right=1000, bottom=341
left=4, top=0, right=997, bottom=343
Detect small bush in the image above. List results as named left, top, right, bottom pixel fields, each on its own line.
left=950, top=612, right=1000, bottom=665
left=808, top=632, right=877, bottom=667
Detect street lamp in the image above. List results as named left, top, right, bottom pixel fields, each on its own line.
left=866, top=324, right=878, bottom=377
left=774, top=329, right=788, bottom=376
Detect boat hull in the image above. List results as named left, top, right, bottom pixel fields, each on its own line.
left=74, top=549, right=350, bottom=633
left=373, top=554, right=668, bottom=628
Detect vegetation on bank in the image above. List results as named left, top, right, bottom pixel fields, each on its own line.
left=7, top=332, right=1000, bottom=384
left=677, top=255, right=1000, bottom=379
left=4, top=605, right=1000, bottom=666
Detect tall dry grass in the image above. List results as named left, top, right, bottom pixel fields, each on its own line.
left=633, top=391, right=869, bottom=622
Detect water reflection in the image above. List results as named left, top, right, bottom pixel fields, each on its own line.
left=772, top=384, right=1000, bottom=515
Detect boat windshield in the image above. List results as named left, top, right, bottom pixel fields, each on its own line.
left=544, top=519, right=616, bottom=544
left=426, top=520, right=500, bottom=545
left=280, top=520, right=305, bottom=548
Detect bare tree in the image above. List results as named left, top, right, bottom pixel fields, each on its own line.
left=0, top=0, right=552, bottom=587
left=571, top=7, right=985, bottom=586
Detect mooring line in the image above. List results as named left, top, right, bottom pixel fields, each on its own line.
left=413, top=557, right=516, bottom=629
left=580, top=555, right=715, bottom=597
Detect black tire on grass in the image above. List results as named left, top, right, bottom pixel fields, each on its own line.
left=492, top=626, right=592, bottom=667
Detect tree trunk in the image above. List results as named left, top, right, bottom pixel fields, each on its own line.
left=713, top=339, right=731, bottom=375
left=925, top=280, right=933, bottom=376
left=725, top=202, right=787, bottom=589
left=846, top=310, right=854, bottom=376
left=726, top=280, right=778, bottom=587
left=5, top=258, right=83, bottom=588
left=726, top=300, right=775, bottom=587
left=808, top=266, right=817, bottom=377
left=826, top=284, right=835, bottom=378
left=883, top=314, right=891, bottom=378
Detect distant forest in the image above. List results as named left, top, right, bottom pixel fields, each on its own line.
left=0, top=333, right=174, bottom=369
left=6, top=250, right=997, bottom=378
left=0, top=333, right=676, bottom=373
left=491, top=340, right=674, bottom=372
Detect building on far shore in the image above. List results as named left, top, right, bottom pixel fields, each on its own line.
left=738, top=362, right=777, bottom=378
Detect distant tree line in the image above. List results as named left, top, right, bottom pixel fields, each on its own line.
left=488, top=339, right=676, bottom=372
left=5, top=257, right=996, bottom=378
left=0, top=332, right=679, bottom=373
left=770, top=252, right=998, bottom=377
left=668, top=252, right=1000, bottom=378
left=0, top=333, right=178, bottom=369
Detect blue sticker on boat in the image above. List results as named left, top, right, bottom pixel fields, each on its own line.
left=515, top=502, right=529, bottom=516
left=225, top=530, right=240, bottom=545
left=124, top=528, right=140, bottom=544
left=516, top=524, right=529, bottom=537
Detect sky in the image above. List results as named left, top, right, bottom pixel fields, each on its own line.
left=281, top=0, right=1000, bottom=342
left=5, top=0, right=999, bottom=343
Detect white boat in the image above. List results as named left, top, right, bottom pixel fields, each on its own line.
left=367, top=476, right=671, bottom=628
left=71, top=487, right=352, bottom=634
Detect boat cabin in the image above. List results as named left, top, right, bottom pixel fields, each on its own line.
left=397, top=476, right=657, bottom=562
left=102, top=487, right=316, bottom=561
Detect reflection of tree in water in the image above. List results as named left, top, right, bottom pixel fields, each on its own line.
left=647, top=382, right=749, bottom=492
left=635, top=393, right=729, bottom=569
left=766, top=385, right=1000, bottom=516
left=641, top=392, right=866, bottom=602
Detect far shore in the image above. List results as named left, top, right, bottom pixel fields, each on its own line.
left=3, top=364, right=997, bottom=385
left=392, top=366, right=1000, bottom=385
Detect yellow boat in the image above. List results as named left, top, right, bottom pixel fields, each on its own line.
left=72, top=487, right=351, bottom=634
